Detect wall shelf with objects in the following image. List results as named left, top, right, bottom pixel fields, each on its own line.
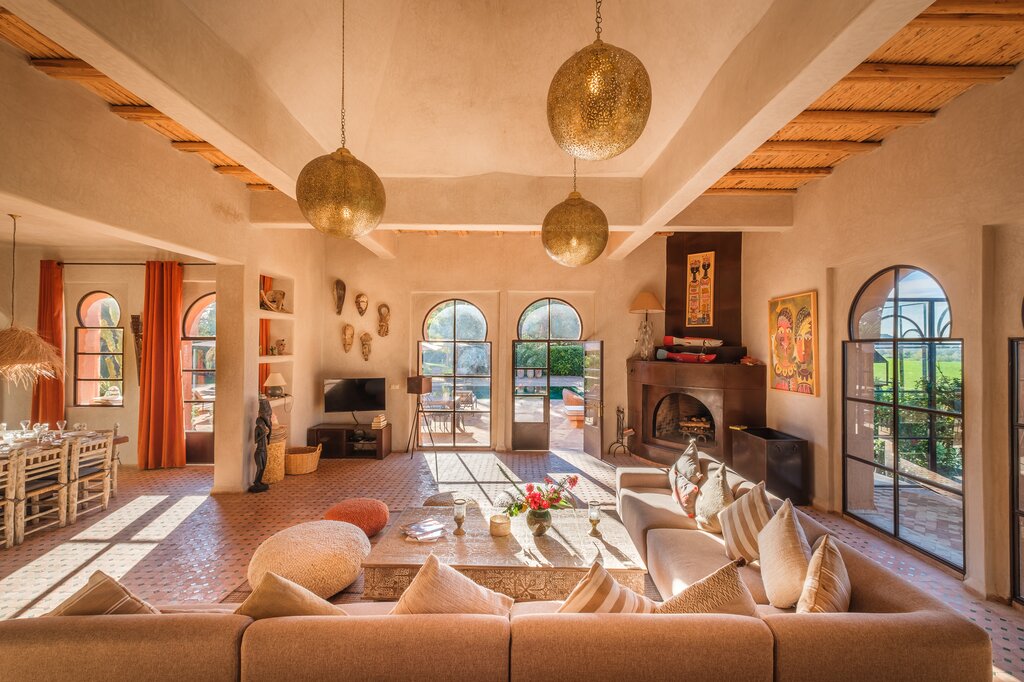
left=257, top=272, right=297, bottom=437
left=258, top=355, right=294, bottom=364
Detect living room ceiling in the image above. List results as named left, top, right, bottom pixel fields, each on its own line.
left=179, top=0, right=773, bottom=178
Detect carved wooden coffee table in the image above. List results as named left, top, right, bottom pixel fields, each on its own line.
left=363, top=506, right=646, bottom=601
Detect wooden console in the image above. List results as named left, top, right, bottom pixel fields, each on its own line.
left=307, top=423, right=391, bottom=459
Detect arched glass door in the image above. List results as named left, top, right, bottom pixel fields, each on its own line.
left=182, top=292, right=216, bottom=464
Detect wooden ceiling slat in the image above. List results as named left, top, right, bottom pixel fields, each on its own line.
left=911, top=13, right=1024, bottom=25
left=0, top=9, right=73, bottom=58
left=923, top=1, right=1024, bottom=14
left=791, top=110, right=937, bottom=125
left=810, top=80, right=974, bottom=112
left=109, top=105, right=167, bottom=121
left=737, top=151, right=854, bottom=170
left=246, top=184, right=276, bottom=191
left=171, top=141, right=217, bottom=152
left=703, top=188, right=798, bottom=196
left=846, top=62, right=1015, bottom=80
left=29, top=58, right=104, bottom=79
left=754, top=140, right=881, bottom=153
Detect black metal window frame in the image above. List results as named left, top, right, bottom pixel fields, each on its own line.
left=842, top=265, right=965, bottom=572
left=73, top=290, right=124, bottom=408
left=512, top=299, right=584, bottom=426
left=182, top=292, right=216, bottom=434
left=419, top=299, right=491, bottom=449
left=516, top=297, right=582, bottom=342
left=1011, top=338, right=1024, bottom=605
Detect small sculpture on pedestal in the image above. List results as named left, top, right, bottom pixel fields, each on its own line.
left=249, top=398, right=273, bottom=493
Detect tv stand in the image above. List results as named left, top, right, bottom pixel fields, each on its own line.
left=307, top=423, right=391, bottom=460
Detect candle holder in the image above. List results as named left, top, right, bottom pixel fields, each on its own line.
left=453, top=498, right=467, bottom=536
left=588, top=500, right=602, bottom=538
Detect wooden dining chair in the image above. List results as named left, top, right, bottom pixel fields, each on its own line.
left=15, top=444, right=69, bottom=544
left=96, top=425, right=121, bottom=497
left=68, top=434, right=113, bottom=524
left=0, top=452, right=19, bottom=549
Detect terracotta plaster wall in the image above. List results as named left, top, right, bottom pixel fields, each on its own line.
left=319, top=234, right=666, bottom=453
left=742, top=67, right=1024, bottom=598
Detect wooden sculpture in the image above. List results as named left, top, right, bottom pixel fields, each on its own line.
left=360, top=332, right=372, bottom=361
left=356, top=293, right=368, bottom=316
left=377, top=303, right=390, bottom=337
left=334, top=279, right=346, bottom=315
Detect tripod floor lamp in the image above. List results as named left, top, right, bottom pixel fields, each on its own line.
left=406, top=376, right=435, bottom=462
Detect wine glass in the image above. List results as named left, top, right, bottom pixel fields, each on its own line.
left=19, top=420, right=30, bottom=435
left=33, top=423, right=47, bottom=443
left=56, top=420, right=67, bottom=439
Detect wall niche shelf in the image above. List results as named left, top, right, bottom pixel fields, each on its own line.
left=258, top=354, right=294, bottom=363
left=257, top=309, right=294, bottom=320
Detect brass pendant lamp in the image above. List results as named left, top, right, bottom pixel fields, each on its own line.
left=0, top=214, right=63, bottom=388
left=541, top=159, right=608, bottom=267
left=296, top=0, right=385, bottom=239
left=547, top=0, right=652, bottom=161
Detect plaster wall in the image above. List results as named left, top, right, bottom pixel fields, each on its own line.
left=319, top=234, right=666, bottom=453
left=742, top=67, right=1024, bottom=598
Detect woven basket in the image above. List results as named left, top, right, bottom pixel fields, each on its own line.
left=263, top=439, right=286, bottom=484
left=285, top=445, right=322, bottom=476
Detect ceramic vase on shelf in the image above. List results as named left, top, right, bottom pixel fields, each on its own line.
left=526, top=509, right=552, bottom=537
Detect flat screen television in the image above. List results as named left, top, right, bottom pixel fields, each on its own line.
left=324, top=378, right=386, bottom=413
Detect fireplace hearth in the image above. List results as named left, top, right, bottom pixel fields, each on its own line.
left=627, top=360, right=766, bottom=466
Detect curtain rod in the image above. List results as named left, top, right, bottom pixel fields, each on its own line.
left=58, top=262, right=215, bottom=267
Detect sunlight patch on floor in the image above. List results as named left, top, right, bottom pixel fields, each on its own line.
left=72, top=495, right=167, bottom=541
left=0, top=542, right=108, bottom=619
left=132, top=496, right=207, bottom=542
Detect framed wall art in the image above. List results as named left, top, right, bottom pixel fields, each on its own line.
left=768, top=290, right=819, bottom=396
left=685, top=250, right=714, bottom=327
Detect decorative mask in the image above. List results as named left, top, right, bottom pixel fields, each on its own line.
left=274, top=339, right=286, bottom=356
left=359, top=332, right=372, bottom=361
left=334, top=279, right=346, bottom=315
left=377, top=303, right=390, bottom=337
left=356, top=293, right=368, bottom=316
left=343, top=324, right=354, bottom=352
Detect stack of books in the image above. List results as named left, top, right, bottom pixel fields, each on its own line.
left=371, top=414, right=388, bottom=430
left=401, top=518, right=445, bottom=543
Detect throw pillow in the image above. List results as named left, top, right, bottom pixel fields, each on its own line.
left=758, top=499, right=812, bottom=608
left=390, top=554, right=513, bottom=616
left=236, top=572, right=348, bottom=620
left=656, top=561, right=757, bottom=617
left=669, top=441, right=703, bottom=517
left=45, top=571, right=158, bottom=616
left=558, top=562, right=656, bottom=613
left=719, top=482, right=775, bottom=562
left=695, top=463, right=734, bottom=533
left=797, top=534, right=852, bottom=614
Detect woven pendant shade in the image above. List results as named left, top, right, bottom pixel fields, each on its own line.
left=547, top=38, right=652, bottom=161
left=0, top=325, right=63, bottom=389
left=296, top=147, right=386, bottom=240
left=541, top=191, right=609, bottom=267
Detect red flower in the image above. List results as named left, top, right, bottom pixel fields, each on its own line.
left=566, top=475, right=579, bottom=488
left=541, top=500, right=550, bottom=509
left=525, top=483, right=535, bottom=494
left=545, top=477, right=554, bottom=485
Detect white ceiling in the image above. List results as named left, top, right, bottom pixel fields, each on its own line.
left=0, top=212, right=197, bottom=260
left=180, top=0, right=774, bottom=178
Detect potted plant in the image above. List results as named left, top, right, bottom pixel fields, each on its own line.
left=497, top=464, right=578, bottom=536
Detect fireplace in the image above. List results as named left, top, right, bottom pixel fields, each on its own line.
left=627, top=360, right=766, bottom=466
left=653, top=392, right=715, bottom=446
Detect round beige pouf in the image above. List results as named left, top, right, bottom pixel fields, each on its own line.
left=247, top=520, right=371, bottom=598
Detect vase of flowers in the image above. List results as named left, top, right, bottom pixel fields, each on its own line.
left=497, top=464, right=578, bottom=537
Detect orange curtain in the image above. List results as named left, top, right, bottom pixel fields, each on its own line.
left=258, top=275, right=272, bottom=390
left=31, top=260, right=64, bottom=425
left=138, top=261, right=186, bottom=469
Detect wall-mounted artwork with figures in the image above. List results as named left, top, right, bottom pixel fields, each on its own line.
left=685, top=251, right=714, bottom=327
left=768, top=290, right=818, bottom=396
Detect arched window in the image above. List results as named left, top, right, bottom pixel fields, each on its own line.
left=517, top=298, right=582, bottom=341
left=418, top=299, right=490, bottom=448
left=843, top=266, right=963, bottom=570
left=182, top=293, right=216, bottom=433
left=74, top=291, right=124, bottom=406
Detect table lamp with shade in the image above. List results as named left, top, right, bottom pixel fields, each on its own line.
left=263, top=372, right=287, bottom=398
left=629, top=291, right=664, bottom=360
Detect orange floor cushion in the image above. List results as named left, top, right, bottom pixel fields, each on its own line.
left=323, top=498, right=390, bottom=537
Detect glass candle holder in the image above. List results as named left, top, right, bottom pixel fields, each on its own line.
left=453, top=498, right=467, bottom=536
left=588, top=500, right=602, bottom=537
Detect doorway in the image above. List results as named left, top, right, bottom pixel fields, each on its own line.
left=182, top=292, right=216, bottom=464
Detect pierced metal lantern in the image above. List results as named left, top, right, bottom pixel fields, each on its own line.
left=541, top=191, right=609, bottom=267
left=296, top=147, right=386, bottom=239
left=547, top=39, right=652, bottom=161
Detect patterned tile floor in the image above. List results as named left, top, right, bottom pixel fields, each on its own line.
left=0, top=451, right=1021, bottom=679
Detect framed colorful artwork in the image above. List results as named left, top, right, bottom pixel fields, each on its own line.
left=685, top=251, right=714, bottom=327
left=768, top=290, right=819, bottom=396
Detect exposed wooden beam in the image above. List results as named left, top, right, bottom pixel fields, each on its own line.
left=456, top=230, right=468, bottom=237
left=753, top=140, right=882, bottom=154
left=791, top=110, right=936, bottom=125
left=846, top=62, right=1015, bottom=82
left=426, top=230, right=439, bottom=237
left=212, top=165, right=251, bottom=176
left=911, top=13, right=1024, bottom=24
left=245, top=184, right=276, bottom=192
left=922, top=1, right=1024, bottom=13
left=654, top=231, right=674, bottom=237
left=29, top=58, right=104, bottom=80
left=170, top=140, right=217, bottom=152
left=109, top=105, right=168, bottom=122
left=724, top=168, right=832, bottom=180
left=704, top=188, right=800, bottom=196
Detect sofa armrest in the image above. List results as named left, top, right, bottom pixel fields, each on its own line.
left=616, top=466, right=670, bottom=492
left=762, top=611, right=991, bottom=682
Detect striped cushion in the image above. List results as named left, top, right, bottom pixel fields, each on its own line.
left=797, top=535, right=851, bottom=613
left=558, top=562, right=655, bottom=613
left=719, top=482, right=774, bottom=562
left=390, top=554, right=513, bottom=616
left=46, top=571, right=157, bottom=616
left=656, top=561, right=757, bottom=616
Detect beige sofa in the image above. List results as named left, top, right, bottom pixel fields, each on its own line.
left=617, top=458, right=993, bottom=682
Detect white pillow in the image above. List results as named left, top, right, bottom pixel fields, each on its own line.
left=558, top=562, right=655, bottom=613
left=389, top=554, right=513, bottom=616
left=797, top=534, right=852, bottom=613
left=695, top=463, right=734, bottom=533
left=757, top=499, right=811, bottom=608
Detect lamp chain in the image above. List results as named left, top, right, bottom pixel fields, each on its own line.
left=339, top=0, right=346, bottom=148
left=595, top=0, right=603, bottom=39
